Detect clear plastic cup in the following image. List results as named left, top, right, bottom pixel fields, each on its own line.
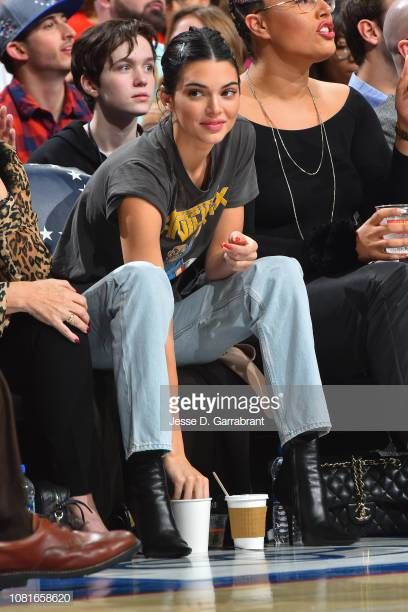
left=376, top=204, right=408, bottom=254
left=209, top=513, right=227, bottom=549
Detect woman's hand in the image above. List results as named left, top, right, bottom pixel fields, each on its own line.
left=356, top=207, right=408, bottom=262
left=221, top=231, right=258, bottom=272
left=163, top=450, right=210, bottom=499
left=0, top=105, right=16, bottom=149
left=6, top=279, right=89, bottom=343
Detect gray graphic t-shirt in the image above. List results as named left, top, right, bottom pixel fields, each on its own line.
left=52, top=115, right=258, bottom=289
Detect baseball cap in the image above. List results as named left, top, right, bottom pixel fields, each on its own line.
left=0, top=0, right=84, bottom=57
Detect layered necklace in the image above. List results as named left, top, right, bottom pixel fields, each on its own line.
left=246, top=68, right=336, bottom=241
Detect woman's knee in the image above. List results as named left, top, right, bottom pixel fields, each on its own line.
left=248, top=256, right=304, bottom=289
left=348, top=261, right=408, bottom=301
left=113, top=261, right=174, bottom=304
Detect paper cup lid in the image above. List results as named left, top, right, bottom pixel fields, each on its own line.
left=225, top=494, right=268, bottom=501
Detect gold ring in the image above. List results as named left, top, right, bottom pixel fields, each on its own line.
left=66, top=313, right=75, bottom=325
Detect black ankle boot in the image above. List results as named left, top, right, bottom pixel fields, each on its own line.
left=274, top=436, right=357, bottom=546
left=125, top=452, right=191, bottom=558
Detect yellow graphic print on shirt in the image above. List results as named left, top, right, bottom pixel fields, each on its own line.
left=165, top=186, right=229, bottom=243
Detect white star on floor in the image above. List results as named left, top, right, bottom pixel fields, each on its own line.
left=40, top=226, right=53, bottom=241
left=66, top=168, right=83, bottom=181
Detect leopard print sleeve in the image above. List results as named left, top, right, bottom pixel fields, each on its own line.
left=0, top=142, right=51, bottom=335
left=0, top=281, right=8, bottom=336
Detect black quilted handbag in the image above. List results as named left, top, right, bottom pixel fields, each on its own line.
left=35, top=481, right=90, bottom=530
left=321, top=455, right=408, bottom=537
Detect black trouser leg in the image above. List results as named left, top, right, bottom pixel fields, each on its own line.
left=0, top=314, right=94, bottom=496
left=307, top=261, right=408, bottom=384
left=0, top=370, right=32, bottom=541
left=308, top=261, right=408, bottom=450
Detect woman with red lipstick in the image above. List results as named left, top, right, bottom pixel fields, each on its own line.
left=230, top=0, right=408, bottom=538
left=52, top=26, right=351, bottom=551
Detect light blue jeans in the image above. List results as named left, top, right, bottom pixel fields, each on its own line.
left=84, top=257, right=331, bottom=458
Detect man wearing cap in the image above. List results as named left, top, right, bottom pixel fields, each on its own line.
left=0, top=0, right=91, bottom=162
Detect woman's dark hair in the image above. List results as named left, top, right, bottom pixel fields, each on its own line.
left=341, top=0, right=386, bottom=66
left=71, top=18, right=157, bottom=111
left=228, top=0, right=264, bottom=57
left=161, top=26, right=240, bottom=96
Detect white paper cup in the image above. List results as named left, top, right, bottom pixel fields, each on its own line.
left=170, top=498, right=212, bottom=554
left=225, top=494, right=268, bottom=550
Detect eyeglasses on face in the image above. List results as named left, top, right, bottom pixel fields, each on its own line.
left=255, top=0, right=336, bottom=15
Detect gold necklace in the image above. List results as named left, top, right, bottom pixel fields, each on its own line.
left=246, top=68, right=336, bottom=241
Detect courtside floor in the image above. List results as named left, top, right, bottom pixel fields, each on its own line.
left=2, top=539, right=408, bottom=610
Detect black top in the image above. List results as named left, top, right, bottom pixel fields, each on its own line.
left=28, top=121, right=144, bottom=176
left=28, top=121, right=105, bottom=175
left=245, top=88, right=408, bottom=279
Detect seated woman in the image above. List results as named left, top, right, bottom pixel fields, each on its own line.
left=228, top=1, right=408, bottom=459
left=29, top=19, right=156, bottom=175
left=0, top=106, right=109, bottom=535
left=52, top=26, right=352, bottom=548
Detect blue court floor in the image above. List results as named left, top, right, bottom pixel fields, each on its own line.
left=1, top=539, right=408, bottom=610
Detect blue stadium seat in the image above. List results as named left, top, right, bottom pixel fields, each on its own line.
left=24, top=164, right=90, bottom=254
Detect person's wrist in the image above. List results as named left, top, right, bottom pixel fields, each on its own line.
left=6, top=281, right=28, bottom=313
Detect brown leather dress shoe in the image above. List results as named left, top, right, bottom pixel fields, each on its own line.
left=0, top=514, right=139, bottom=586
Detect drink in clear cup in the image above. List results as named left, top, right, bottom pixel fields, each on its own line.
left=170, top=498, right=211, bottom=554
left=209, top=513, right=227, bottom=549
left=376, top=204, right=408, bottom=254
left=225, top=494, right=268, bottom=550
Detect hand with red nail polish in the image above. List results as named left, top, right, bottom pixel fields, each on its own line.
left=221, top=231, right=258, bottom=273
left=6, top=279, right=90, bottom=344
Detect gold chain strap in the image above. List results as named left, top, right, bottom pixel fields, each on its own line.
left=321, top=457, right=402, bottom=522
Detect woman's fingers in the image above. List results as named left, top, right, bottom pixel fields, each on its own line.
left=224, top=255, right=256, bottom=271
left=66, top=298, right=89, bottom=323
left=52, top=319, right=81, bottom=344
left=370, top=207, right=408, bottom=227
left=381, top=237, right=408, bottom=250
left=0, top=106, right=16, bottom=148
left=172, top=477, right=184, bottom=501
left=225, top=250, right=258, bottom=262
left=182, top=476, right=195, bottom=500
left=195, top=475, right=209, bottom=499
left=64, top=308, right=90, bottom=331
